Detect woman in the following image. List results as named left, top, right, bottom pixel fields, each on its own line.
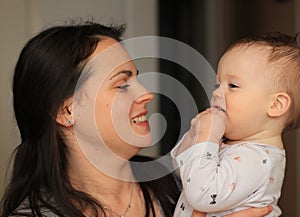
left=0, top=21, right=271, bottom=217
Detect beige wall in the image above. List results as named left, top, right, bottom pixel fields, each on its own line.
left=0, top=0, right=31, bottom=197
left=0, top=0, right=158, bottom=197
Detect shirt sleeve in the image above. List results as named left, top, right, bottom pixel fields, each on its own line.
left=171, top=142, right=271, bottom=213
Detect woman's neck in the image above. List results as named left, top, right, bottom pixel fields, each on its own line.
left=67, top=143, right=135, bottom=194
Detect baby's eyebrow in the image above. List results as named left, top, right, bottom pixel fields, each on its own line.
left=109, top=70, right=133, bottom=80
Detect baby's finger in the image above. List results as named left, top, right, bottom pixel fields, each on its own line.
left=191, top=210, right=206, bottom=217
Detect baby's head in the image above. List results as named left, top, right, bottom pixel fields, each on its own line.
left=216, top=32, right=300, bottom=137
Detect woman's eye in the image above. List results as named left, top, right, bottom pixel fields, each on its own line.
left=229, top=83, right=239, bottom=88
left=117, top=84, right=130, bottom=90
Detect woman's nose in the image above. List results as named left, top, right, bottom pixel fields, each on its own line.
left=135, top=91, right=154, bottom=104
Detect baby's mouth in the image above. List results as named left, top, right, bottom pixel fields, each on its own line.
left=212, top=105, right=226, bottom=113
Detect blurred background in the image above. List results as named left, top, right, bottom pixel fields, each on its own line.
left=1, top=0, right=299, bottom=216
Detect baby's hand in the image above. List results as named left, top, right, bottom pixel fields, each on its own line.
left=175, top=108, right=226, bottom=155
left=194, top=107, right=226, bottom=144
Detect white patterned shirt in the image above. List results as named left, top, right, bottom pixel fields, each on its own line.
left=171, top=140, right=286, bottom=217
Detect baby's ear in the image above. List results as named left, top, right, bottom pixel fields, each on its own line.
left=267, top=92, right=291, bottom=118
left=56, top=98, right=73, bottom=127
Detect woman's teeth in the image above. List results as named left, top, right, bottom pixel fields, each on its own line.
left=133, top=115, right=147, bottom=123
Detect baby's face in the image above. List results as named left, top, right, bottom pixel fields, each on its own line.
left=212, top=44, right=275, bottom=141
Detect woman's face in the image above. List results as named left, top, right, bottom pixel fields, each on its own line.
left=89, top=38, right=154, bottom=158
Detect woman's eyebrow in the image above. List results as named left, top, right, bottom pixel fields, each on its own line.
left=109, top=70, right=133, bottom=80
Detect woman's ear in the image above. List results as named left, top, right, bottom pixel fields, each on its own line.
left=267, top=92, right=291, bottom=118
left=56, top=97, right=73, bottom=127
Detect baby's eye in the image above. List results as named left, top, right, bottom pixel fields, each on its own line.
left=117, top=84, right=131, bottom=91
left=229, top=83, right=239, bottom=88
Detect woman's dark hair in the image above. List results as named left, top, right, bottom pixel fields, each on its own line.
left=0, top=21, right=179, bottom=217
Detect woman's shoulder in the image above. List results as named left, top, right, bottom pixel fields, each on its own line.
left=9, top=209, right=58, bottom=217
left=10, top=211, right=58, bottom=217
left=9, top=198, right=59, bottom=217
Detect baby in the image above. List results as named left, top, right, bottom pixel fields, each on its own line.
left=172, top=32, right=300, bottom=217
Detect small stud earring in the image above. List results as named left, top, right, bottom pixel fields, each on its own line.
left=67, top=119, right=72, bottom=125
